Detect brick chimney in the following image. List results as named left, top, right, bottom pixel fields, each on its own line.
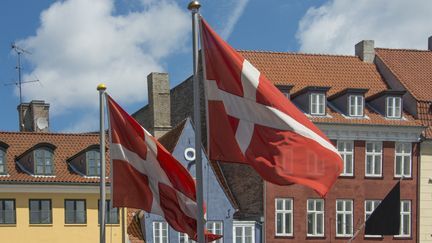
left=147, top=72, right=171, bottom=138
left=428, top=36, right=432, bottom=51
left=17, top=100, right=50, bottom=132
left=355, top=40, right=375, bottom=63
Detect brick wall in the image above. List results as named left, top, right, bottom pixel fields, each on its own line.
left=265, top=140, right=419, bottom=242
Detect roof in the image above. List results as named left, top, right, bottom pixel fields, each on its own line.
left=127, top=208, right=145, bottom=243
left=239, top=50, right=389, bottom=97
left=239, top=50, right=420, bottom=127
left=418, top=101, right=432, bottom=138
left=158, top=119, right=187, bottom=153
left=375, top=48, right=432, bottom=102
left=0, top=131, right=109, bottom=184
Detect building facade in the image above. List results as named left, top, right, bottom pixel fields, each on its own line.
left=373, top=38, right=432, bottom=243
left=0, top=101, right=130, bottom=243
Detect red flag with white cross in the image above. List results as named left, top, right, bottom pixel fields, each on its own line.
left=200, top=17, right=343, bottom=197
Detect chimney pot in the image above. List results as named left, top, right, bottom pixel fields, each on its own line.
left=355, top=40, right=375, bottom=63
left=17, top=100, right=50, bottom=132
left=428, top=36, right=432, bottom=51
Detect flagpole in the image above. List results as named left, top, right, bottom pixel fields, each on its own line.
left=188, top=1, right=205, bottom=243
left=98, top=83, right=107, bottom=243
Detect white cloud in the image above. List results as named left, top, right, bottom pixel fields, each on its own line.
left=218, top=0, right=249, bottom=39
left=296, top=0, right=432, bottom=54
left=18, top=0, right=189, bottom=115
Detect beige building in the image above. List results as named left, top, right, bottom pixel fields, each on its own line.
left=373, top=38, right=432, bottom=242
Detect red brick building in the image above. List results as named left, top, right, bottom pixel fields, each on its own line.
left=237, top=42, right=424, bottom=242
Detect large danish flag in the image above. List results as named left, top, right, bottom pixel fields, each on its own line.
left=200, top=18, right=343, bottom=197
left=107, top=95, right=220, bottom=241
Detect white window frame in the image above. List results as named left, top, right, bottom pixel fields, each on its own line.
left=307, top=199, right=324, bottom=237
left=153, top=221, right=168, bottom=243
left=179, top=233, right=195, bottom=243
left=310, top=93, right=326, bottom=116
left=336, top=199, right=353, bottom=237
left=364, top=200, right=381, bottom=238
left=365, top=142, right=382, bottom=177
left=337, top=141, right=354, bottom=176
left=386, top=97, right=402, bottom=119
left=275, top=198, right=293, bottom=236
left=348, top=95, right=364, bottom=117
left=206, top=221, right=223, bottom=243
left=0, top=148, right=6, bottom=174
left=394, top=142, right=412, bottom=178
left=233, top=221, right=255, bottom=243
left=395, top=200, right=411, bottom=238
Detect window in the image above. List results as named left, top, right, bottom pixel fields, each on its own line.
left=275, top=198, right=293, bottom=236
left=365, top=200, right=381, bottom=237
left=395, top=143, right=412, bottom=178
left=337, top=141, right=354, bottom=176
left=86, top=150, right=100, bottom=176
left=386, top=97, right=402, bottom=118
left=307, top=199, right=324, bottom=237
left=233, top=222, right=254, bottom=243
left=207, top=221, right=223, bottom=243
left=34, top=148, right=53, bottom=175
left=179, top=233, right=195, bottom=243
left=310, top=93, right=326, bottom=116
left=365, top=142, right=382, bottom=177
left=0, top=199, right=15, bottom=224
left=336, top=199, right=353, bottom=237
left=98, top=200, right=119, bottom=224
left=65, top=200, right=86, bottom=224
left=153, top=221, right=168, bottom=243
left=282, top=91, right=290, bottom=99
left=349, top=95, right=364, bottom=117
left=397, top=201, right=411, bottom=237
left=29, top=199, right=52, bottom=224
left=0, top=148, right=6, bottom=174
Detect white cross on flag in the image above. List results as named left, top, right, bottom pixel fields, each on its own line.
left=200, top=18, right=343, bottom=197
left=107, top=95, right=220, bottom=242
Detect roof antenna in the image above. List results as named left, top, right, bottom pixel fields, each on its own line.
left=4, top=43, right=40, bottom=104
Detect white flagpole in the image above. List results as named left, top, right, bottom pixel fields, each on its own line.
left=188, top=1, right=205, bottom=243
left=98, top=83, right=107, bottom=243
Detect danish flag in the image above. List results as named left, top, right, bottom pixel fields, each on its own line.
left=107, top=95, right=220, bottom=241
left=200, top=18, right=343, bottom=197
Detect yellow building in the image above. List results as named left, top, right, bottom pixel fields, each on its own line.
left=0, top=101, right=144, bottom=242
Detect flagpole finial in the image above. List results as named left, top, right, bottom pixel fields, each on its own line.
left=187, top=1, right=201, bottom=11
left=97, top=83, right=107, bottom=91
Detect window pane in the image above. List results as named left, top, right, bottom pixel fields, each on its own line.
left=285, top=213, right=291, bottom=234
left=346, top=214, right=352, bottom=234
left=276, top=199, right=283, bottom=210
left=276, top=213, right=283, bottom=234
left=337, top=214, right=343, bottom=234
left=307, top=214, right=314, bottom=234
left=317, top=214, right=323, bottom=234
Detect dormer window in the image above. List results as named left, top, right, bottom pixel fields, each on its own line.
left=0, top=148, right=6, bottom=175
left=86, top=150, right=100, bottom=176
left=348, top=95, right=364, bottom=117
left=310, top=93, right=325, bottom=116
left=34, top=148, right=53, bottom=175
left=386, top=96, right=402, bottom=118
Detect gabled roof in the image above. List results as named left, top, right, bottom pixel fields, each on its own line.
left=158, top=119, right=187, bottom=153
left=0, top=131, right=109, bottom=184
left=376, top=48, right=432, bottom=102
left=239, top=50, right=420, bottom=127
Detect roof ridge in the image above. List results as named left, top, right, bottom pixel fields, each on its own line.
left=0, top=131, right=99, bottom=136
left=376, top=47, right=432, bottom=53
left=237, top=49, right=359, bottom=58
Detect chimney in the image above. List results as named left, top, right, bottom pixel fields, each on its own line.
left=355, top=40, right=375, bottom=63
left=428, top=36, right=432, bottom=51
left=17, top=100, right=50, bottom=132
left=147, top=72, right=171, bottom=138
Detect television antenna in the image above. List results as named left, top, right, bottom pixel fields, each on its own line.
left=4, top=43, right=40, bottom=104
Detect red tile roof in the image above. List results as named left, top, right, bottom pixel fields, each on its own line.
left=0, top=131, right=109, bottom=184
left=239, top=50, right=389, bottom=97
left=127, top=208, right=145, bottom=243
left=418, top=101, right=432, bottom=138
left=376, top=48, right=432, bottom=102
left=239, top=50, right=420, bottom=127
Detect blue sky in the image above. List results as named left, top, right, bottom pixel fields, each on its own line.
left=1, top=0, right=431, bottom=132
